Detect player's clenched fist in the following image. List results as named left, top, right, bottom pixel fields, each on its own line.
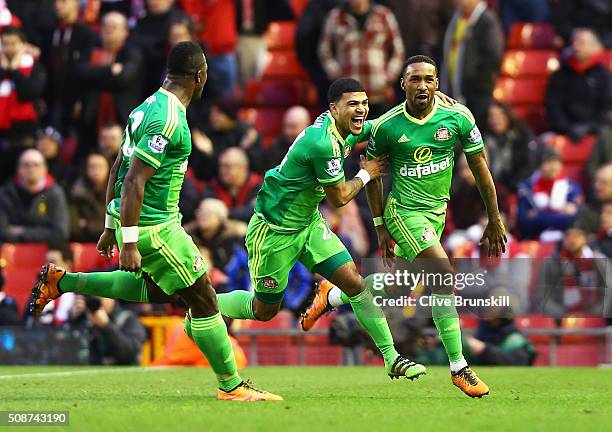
left=119, top=243, right=142, bottom=272
left=360, top=154, right=387, bottom=180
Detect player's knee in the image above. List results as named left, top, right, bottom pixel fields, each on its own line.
left=340, top=272, right=364, bottom=298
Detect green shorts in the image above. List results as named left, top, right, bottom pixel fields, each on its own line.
left=114, top=217, right=207, bottom=295
left=384, top=195, right=446, bottom=261
left=246, top=212, right=352, bottom=304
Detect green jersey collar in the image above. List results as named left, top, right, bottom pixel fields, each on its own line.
left=159, top=87, right=187, bottom=113
left=403, top=96, right=438, bottom=125
left=327, top=111, right=346, bottom=145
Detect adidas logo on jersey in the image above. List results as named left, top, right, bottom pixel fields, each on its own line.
left=398, top=134, right=410, bottom=143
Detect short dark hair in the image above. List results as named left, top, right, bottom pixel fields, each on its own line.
left=0, top=26, right=26, bottom=42
left=327, top=78, right=366, bottom=103
left=403, top=55, right=437, bottom=75
left=167, top=41, right=205, bottom=77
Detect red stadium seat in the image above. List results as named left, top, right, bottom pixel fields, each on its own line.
left=245, top=80, right=304, bottom=107
left=493, top=77, right=548, bottom=105
left=239, top=107, right=285, bottom=137
left=508, top=23, right=558, bottom=49
left=556, top=344, right=601, bottom=366
left=235, top=309, right=295, bottom=346
left=544, top=134, right=596, bottom=163
left=71, top=242, right=115, bottom=272
left=261, top=51, right=308, bottom=80
left=1, top=243, right=48, bottom=315
left=515, top=315, right=556, bottom=344
left=560, top=315, right=607, bottom=344
left=500, top=50, right=560, bottom=78
left=303, top=312, right=334, bottom=345
left=265, top=21, right=297, bottom=51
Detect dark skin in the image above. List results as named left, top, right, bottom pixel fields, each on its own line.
left=366, top=62, right=507, bottom=295
left=95, top=56, right=220, bottom=317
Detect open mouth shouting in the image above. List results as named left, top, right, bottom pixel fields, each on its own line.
left=351, top=115, right=365, bottom=129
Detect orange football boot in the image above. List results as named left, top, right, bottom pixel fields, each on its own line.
left=451, top=367, right=490, bottom=398
left=217, top=381, right=283, bottom=401
left=300, top=280, right=335, bottom=331
left=30, top=263, right=65, bottom=318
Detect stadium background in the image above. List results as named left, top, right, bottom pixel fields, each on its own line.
left=0, top=0, right=610, bottom=369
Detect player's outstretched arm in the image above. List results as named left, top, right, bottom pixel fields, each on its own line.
left=97, top=152, right=123, bottom=259
left=366, top=177, right=394, bottom=267
left=119, top=158, right=156, bottom=272
left=466, top=152, right=507, bottom=257
left=324, top=155, right=387, bottom=208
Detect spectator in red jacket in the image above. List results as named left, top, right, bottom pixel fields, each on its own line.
left=179, top=0, right=237, bottom=97
left=517, top=149, right=583, bottom=241
left=0, top=148, right=69, bottom=245
left=201, top=147, right=261, bottom=223
left=0, top=26, right=46, bottom=182
left=318, top=0, right=404, bottom=116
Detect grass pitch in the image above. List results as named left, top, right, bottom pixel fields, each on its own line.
left=0, top=366, right=609, bottom=432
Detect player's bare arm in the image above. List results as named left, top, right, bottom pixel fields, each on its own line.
left=96, top=151, right=123, bottom=259
left=324, top=154, right=387, bottom=207
left=119, top=157, right=156, bottom=272
left=365, top=176, right=394, bottom=267
left=466, top=151, right=507, bottom=257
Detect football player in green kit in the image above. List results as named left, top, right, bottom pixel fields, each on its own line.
left=31, top=41, right=281, bottom=401
left=303, top=56, right=507, bottom=398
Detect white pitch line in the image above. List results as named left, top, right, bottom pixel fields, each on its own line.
left=0, top=367, right=174, bottom=380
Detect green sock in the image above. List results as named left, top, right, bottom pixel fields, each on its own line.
left=59, top=271, right=149, bottom=302
left=431, top=294, right=464, bottom=363
left=348, top=289, right=399, bottom=366
left=216, top=291, right=256, bottom=320
left=332, top=274, right=380, bottom=307
left=190, top=312, right=242, bottom=391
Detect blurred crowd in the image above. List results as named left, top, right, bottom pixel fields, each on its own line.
left=0, top=0, right=611, bottom=349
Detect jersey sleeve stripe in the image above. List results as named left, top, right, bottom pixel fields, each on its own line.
left=318, top=173, right=345, bottom=185
left=440, top=105, right=475, bottom=125
left=464, top=143, right=484, bottom=154
left=162, top=97, right=176, bottom=138
left=167, top=100, right=180, bottom=138
left=134, top=146, right=161, bottom=168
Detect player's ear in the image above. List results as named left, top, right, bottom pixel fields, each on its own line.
left=400, top=77, right=406, bottom=91
left=195, top=70, right=201, bottom=83
left=435, top=77, right=439, bottom=90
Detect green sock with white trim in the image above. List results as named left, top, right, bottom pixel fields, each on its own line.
left=190, top=312, right=243, bottom=392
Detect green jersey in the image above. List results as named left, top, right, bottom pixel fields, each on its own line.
left=255, top=111, right=371, bottom=232
left=108, top=87, right=191, bottom=226
left=366, top=97, right=484, bottom=212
